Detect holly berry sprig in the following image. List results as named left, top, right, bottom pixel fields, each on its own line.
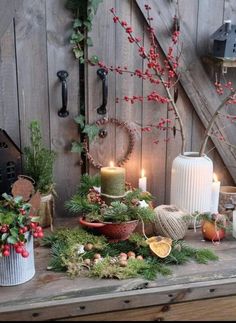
left=0, top=193, right=44, bottom=258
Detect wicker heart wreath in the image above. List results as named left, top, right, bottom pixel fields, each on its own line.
left=82, top=117, right=136, bottom=169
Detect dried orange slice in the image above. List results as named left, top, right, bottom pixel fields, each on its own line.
left=146, top=236, right=172, bottom=246
left=149, top=241, right=172, bottom=258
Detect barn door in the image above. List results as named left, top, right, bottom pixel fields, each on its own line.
left=0, top=0, right=80, bottom=216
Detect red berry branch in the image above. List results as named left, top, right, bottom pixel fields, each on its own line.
left=89, top=3, right=236, bottom=157
left=96, top=5, right=186, bottom=153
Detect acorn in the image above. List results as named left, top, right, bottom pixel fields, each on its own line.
left=119, top=259, right=128, bottom=267
left=93, top=253, right=102, bottom=260
left=83, top=258, right=91, bottom=266
left=119, top=252, right=128, bottom=260
left=84, top=243, right=94, bottom=251
left=127, top=251, right=136, bottom=258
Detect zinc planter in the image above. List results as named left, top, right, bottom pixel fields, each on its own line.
left=170, top=152, right=213, bottom=216
left=0, top=233, right=35, bottom=286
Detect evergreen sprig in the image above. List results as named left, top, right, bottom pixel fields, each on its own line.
left=23, top=121, right=56, bottom=194
left=65, top=194, right=100, bottom=214
left=43, top=228, right=219, bottom=280
left=78, top=173, right=101, bottom=196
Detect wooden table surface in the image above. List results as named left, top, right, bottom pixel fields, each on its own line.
left=1, top=218, right=236, bottom=321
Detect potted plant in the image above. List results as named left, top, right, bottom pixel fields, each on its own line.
left=0, top=193, right=43, bottom=286
left=23, top=120, right=56, bottom=228
left=65, top=174, right=155, bottom=242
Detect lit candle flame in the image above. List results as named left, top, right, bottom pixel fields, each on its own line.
left=110, top=161, right=114, bottom=167
left=141, top=169, right=145, bottom=178
left=213, top=173, right=218, bottom=182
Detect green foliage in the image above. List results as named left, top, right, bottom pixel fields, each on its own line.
left=71, top=115, right=99, bottom=155
left=82, top=124, right=100, bottom=142
left=79, top=173, right=101, bottom=195
left=44, top=228, right=219, bottom=280
left=23, top=120, right=56, bottom=194
left=163, top=240, right=219, bottom=265
left=102, top=202, right=129, bottom=222
left=100, top=197, right=156, bottom=223
left=124, top=189, right=153, bottom=203
left=0, top=193, right=41, bottom=256
left=89, top=256, right=151, bottom=280
left=65, top=194, right=100, bottom=214
left=66, top=0, right=103, bottom=63
left=65, top=174, right=155, bottom=223
left=65, top=174, right=101, bottom=214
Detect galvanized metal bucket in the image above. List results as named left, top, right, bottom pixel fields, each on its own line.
left=0, top=233, right=35, bottom=286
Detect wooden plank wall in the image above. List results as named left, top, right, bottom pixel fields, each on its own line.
left=0, top=0, right=80, bottom=216
left=87, top=0, right=235, bottom=206
left=1, top=0, right=236, bottom=214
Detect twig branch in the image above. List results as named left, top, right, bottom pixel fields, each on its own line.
left=199, top=91, right=236, bottom=156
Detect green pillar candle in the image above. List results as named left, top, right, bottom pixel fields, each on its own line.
left=101, top=165, right=126, bottom=197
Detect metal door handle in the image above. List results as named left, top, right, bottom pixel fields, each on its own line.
left=97, top=68, right=108, bottom=115
left=57, top=70, right=69, bottom=117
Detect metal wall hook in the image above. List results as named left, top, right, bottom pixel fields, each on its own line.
left=97, top=68, right=108, bottom=115
left=57, top=70, right=69, bottom=117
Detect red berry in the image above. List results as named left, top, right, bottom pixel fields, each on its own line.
left=37, top=231, right=44, bottom=238
left=3, top=250, right=10, bottom=257
left=30, top=222, right=37, bottom=229
left=23, top=226, right=28, bottom=233
left=36, top=226, right=42, bottom=232
left=33, top=232, right=38, bottom=238
left=19, top=228, right=24, bottom=234
left=21, top=250, right=29, bottom=258
left=15, top=246, right=23, bottom=254
left=4, top=244, right=10, bottom=251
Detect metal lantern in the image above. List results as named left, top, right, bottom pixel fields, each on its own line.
left=0, top=129, right=21, bottom=196
left=211, top=20, right=236, bottom=59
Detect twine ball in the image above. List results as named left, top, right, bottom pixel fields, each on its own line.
left=153, top=205, right=189, bottom=240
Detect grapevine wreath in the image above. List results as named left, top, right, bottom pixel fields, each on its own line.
left=82, top=117, right=136, bottom=168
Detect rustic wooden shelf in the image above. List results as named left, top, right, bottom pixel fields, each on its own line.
left=1, top=218, right=236, bottom=321
left=202, top=55, right=236, bottom=68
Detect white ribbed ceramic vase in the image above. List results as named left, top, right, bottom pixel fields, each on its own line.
left=170, top=152, right=213, bottom=214
left=0, top=233, right=35, bottom=286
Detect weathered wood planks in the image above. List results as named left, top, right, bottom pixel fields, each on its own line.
left=0, top=0, right=235, bottom=215
left=0, top=0, right=81, bottom=216
left=0, top=21, right=20, bottom=146
left=45, top=0, right=80, bottom=216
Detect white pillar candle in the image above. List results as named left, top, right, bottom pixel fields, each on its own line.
left=211, top=173, right=221, bottom=214
left=233, top=210, right=236, bottom=239
left=139, top=169, right=147, bottom=192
